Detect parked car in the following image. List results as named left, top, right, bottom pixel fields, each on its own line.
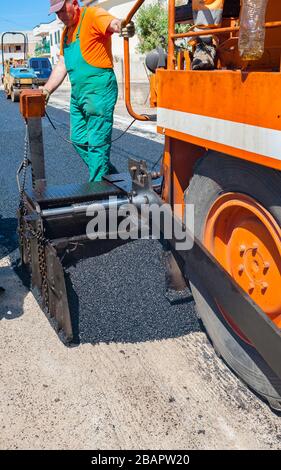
left=28, top=57, right=52, bottom=86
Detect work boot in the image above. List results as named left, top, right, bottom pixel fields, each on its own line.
left=191, top=42, right=216, bottom=70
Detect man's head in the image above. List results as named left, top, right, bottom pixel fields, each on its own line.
left=49, top=0, right=80, bottom=27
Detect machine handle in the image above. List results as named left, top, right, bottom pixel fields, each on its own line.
left=124, top=0, right=146, bottom=24
left=1, top=32, right=28, bottom=68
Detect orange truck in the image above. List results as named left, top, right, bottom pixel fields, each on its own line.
left=123, top=0, right=281, bottom=410
left=18, top=0, right=281, bottom=411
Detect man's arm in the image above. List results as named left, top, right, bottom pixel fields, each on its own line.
left=42, top=55, right=67, bottom=102
left=107, top=18, right=122, bottom=34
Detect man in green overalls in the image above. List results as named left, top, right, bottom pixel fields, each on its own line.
left=44, top=0, right=134, bottom=182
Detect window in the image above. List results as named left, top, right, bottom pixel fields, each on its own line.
left=42, top=60, right=50, bottom=69
left=15, top=45, right=21, bottom=51
left=31, top=60, right=39, bottom=68
left=50, top=33, right=53, bottom=47
left=57, top=30, right=61, bottom=43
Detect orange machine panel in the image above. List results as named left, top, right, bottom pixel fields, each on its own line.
left=156, top=69, right=281, bottom=171
left=162, top=138, right=205, bottom=219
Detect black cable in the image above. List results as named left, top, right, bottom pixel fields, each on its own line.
left=151, top=152, right=164, bottom=171
left=45, top=109, right=163, bottom=172
left=45, top=110, right=136, bottom=149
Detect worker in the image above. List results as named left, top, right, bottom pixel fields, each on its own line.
left=44, top=0, right=135, bottom=182
left=191, top=0, right=225, bottom=70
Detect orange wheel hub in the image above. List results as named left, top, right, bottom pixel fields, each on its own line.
left=204, top=193, right=281, bottom=343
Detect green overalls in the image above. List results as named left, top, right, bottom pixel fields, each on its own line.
left=64, top=8, right=118, bottom=182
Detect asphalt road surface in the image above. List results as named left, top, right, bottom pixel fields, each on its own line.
left=0, top=89, right=281, bottom=450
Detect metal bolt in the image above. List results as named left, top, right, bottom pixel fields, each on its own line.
left=238, top=264, right=244, bottom=274
left=239, top=245, right=246, bottom=255
left=261, top=282, right=268, bottom=293
left=248, top=282, right=255, bottom=293
left=263, top=261, right=270, bottom=273
left=252, top=243, right=258, bottom=255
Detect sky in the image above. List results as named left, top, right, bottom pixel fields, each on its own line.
left=0, top=0, right=56, bottom=32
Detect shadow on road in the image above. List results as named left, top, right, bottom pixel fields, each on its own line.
left=0, top=265, right=28, bottom=321
left=0, top=215, right=18, bottom=260
left=0, top=215, right=29, bottom=321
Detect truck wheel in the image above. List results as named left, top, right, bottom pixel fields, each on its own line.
left=11, top=89, right=20, bottom=102
left=187, top=152, right=281, bottom=409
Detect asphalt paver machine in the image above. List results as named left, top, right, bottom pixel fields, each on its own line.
left=17, top=0, right=281, bottom=410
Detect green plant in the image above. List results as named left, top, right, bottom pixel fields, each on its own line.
left=136, top=3, right=168, bottom=54
left=136, top=2, right=191, bottom=54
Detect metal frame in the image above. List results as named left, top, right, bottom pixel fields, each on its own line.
left=27, top=118, right=46, bottom=191
left=122, top=0, right=281, bottom=118
left=1, top=32, right=28, bottom=70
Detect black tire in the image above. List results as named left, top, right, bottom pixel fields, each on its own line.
left=187, top=152, right=281, bottom=409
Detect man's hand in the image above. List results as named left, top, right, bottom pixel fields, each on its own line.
left=40, top=87, right=51, bottom=105
left=120, top=20, right=135, bottom=38
left=107, top=19, right=135, bottom=37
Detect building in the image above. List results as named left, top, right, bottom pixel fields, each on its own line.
left=33, top=18, right=64, bottom=66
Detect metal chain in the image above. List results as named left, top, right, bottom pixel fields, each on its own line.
left=18, top=123, right=49, bottom=310
left=36, top=226, right=49, bottom=310
left=18, top=123, right=31, bottom=263
left=20, top=124, right=30, bottom=200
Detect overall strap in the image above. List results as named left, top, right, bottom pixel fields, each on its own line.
left=76, top=8, right=87, bottom=40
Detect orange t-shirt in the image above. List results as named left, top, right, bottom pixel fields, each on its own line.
left=60, top=6, right=115, bottom=69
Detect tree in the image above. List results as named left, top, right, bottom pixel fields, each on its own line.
left=136, top=1, right=191, bottom=54
left=136, top=2, right=168, bottom=54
